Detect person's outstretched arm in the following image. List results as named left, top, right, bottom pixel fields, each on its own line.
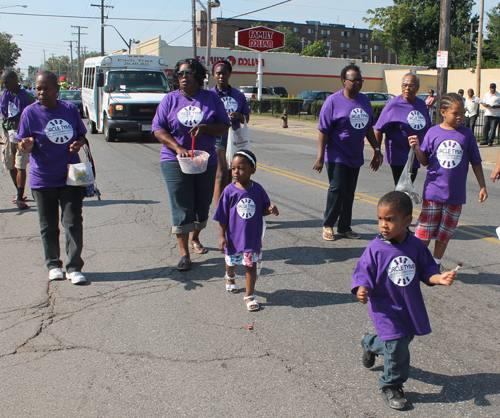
left=471, top=162, right=488, bottom=202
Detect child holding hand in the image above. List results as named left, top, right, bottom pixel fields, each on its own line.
left=409, top=92, right=487, bottom=270
left=213, top=150, right=279, bottom=311
left=352, top=191, right=457, bottom=410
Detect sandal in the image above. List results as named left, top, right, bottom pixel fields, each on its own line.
left=225, top=273, right=238, bottom=293
left=323, top=227, right=335, bottom=241
left=189, top=242, right=208, bottom=254
left=244, top=295, right=260, bottom=311
left=338, top=230, right=361, bottom=239
left=176, top=255, right=192, bottom=271
left=13, top=195, right=27, bottom=204
left=17, top=201, right=29, bottom=210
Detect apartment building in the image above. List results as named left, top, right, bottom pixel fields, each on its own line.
left=196, top=14, right=395, bottom=64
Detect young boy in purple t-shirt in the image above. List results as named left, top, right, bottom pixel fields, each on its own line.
left=352, top=191, right=457, bottom=410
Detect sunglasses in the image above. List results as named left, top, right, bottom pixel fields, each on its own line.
left=345, top=78, right=364, bottom=84
left=176, top=70, right=195, bottom=79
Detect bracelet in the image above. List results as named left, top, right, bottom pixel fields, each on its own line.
left=374, top=148, right=381, bottom=153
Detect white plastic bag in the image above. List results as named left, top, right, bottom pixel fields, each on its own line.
left=67, top=161, right=95, bottom=186
left=226, top=119, right=251, bottom=169
left=395, top=147, right=422, bottom=204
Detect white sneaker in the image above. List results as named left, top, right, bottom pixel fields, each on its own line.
left=48, top=268, right=64, bottom=281
left=66, top=271, right=86, bottom=285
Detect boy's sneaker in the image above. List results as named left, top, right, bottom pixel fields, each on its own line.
left=66, top=271, right=86, bottom=285
left=381, top=386, right=408, bottom=410
left=48, top=268, right=65, bottom=281
left=361, top=333, right=376, bottom=368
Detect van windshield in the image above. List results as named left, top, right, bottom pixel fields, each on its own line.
left=107, top=70, right=170, bottom=93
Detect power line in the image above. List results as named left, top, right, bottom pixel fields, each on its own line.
left=0, top=11, right=186, bottom=22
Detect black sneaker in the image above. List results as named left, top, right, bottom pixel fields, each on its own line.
left=361, top=333, right=376, bottom=368
left=381, top=386, right=408, bottom=410
left=438, top=263, right=444, bottom=273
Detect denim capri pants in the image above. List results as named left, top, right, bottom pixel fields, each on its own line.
left=161, top=161, right=217, bottom=234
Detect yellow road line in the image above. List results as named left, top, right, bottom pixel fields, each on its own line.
left=259, top=163, right=499, bottom=244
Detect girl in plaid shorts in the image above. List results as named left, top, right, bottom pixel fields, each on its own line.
left=409, top=93, right=488, bottom=269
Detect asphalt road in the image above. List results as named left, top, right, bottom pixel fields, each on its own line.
left=1, top=125, right=499, bottom=417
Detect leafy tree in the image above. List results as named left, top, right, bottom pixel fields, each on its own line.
left=300, top=40, right=327, bottom=57
left=364, top=0, right=478, bottom=67
left=483, top=4, right=500, bottom=67
left=0, top=32, right=21, bottom=71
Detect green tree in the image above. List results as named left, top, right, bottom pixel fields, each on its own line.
left=483, top=4, right=500, bottom=67
left=300, top=40, right=327, bottom=57
left=0, top=32, right=21, bottom=71
left=364, top=0, right=478, bottom=67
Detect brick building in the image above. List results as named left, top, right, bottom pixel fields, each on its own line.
left=196, top=13, right=395, bottom=64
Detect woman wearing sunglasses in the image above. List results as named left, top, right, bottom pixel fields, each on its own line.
left=153, top=59, right=231, bottom=271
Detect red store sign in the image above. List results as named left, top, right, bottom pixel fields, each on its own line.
left=235, top=26, right=285, bottom=52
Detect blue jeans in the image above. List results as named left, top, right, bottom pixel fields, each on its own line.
left=323, top=162, right=360, bottom=233
left=32, top=186, right=85, bottom=272
left=363, top=334, right=414, bottom=389
left=161, top=161, right=217, bottom=234
left=483, top=116, right=499, bottom=144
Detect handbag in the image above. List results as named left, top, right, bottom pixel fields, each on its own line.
left=395, top=147, right=422, bottom=204
left=226, top=119, right=251, bottom=169
left=67, top=139, right=101, bottom=200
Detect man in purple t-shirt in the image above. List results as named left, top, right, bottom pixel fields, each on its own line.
left=352, top=191, right=456, bottom=410
left=313, top=64, right=382, bottom=241
left=374, top=73, right=431, bottom=185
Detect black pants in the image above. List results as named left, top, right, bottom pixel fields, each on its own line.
left=483, top=116, right=499, bottom=144
left=32, top=186, right=85, bottom=272
left=465, top=114, right=477, bottom=134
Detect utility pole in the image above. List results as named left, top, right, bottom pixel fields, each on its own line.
left=65, top=40, right=75, bottom=84
left=71, top=25, right=88, bottom=88
left=192, top=0, right=197, bottom=59
left=91, top=0, right=114, bottom=56
left=476, top=0, right=484, bottom=99
left=469, top=22, right=474, bottom=69
left=436, top=0, right=451, bottom=125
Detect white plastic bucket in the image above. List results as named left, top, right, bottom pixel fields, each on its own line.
left=177, top=150, right=209, bottom=174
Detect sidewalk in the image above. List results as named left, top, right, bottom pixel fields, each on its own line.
left=248, top=115, right=500, bottom=166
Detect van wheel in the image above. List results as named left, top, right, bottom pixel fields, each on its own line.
left=104, top=116, right=116, bottom=142
left=89, top=116, right=97, bottom=134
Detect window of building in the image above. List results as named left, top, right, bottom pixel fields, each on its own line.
left=307, top=40, right=313, bottom=45
left=340, top=42, right=350, bottom=48
left=294, top=27, right=300, bottom=33
left=341, top=31, right=350, bottom=37
left=340, top=54, right=349, bottom=58
left=328, top=50, right=333, bottom=57
left=325, top=41, right=330, bottom=47
left=374, top=45, right=380, bottom=51
left=308, top=28, right=314, bottom=34
left=320, top=29, right=331, bottom=35
left=374, top=56, right=380, bottom=63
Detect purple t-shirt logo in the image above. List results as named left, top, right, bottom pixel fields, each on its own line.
left=222, top=96, right=238, bottom=114
left=386, top=256, right=416, bottom=287
left=177, top=105, right=203, bottom=127
left=407, top=110, right=426, bottom=130
left=237, top=198, right=256, bottom=219
left=437, top=140, right=463, bottom=169
left=349, top=108, right=369, bottom=129
left=8, top=101, right=19, bottom=118
left=44, top=119, right=74, bottom=144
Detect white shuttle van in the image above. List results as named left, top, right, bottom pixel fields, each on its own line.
left=82, top=54, right=170, bottom=141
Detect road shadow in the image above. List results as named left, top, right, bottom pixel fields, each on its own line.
left=83, top=199, right=160, bottom=207
left=265, top=218, right=379, bottom=232
left=261, top=245, right=366, bottom=266
left=454, top=271, right=500, bottom=286
left=256, top=288, right=356, bottom=308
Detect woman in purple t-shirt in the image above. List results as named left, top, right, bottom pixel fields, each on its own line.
left=152, top=59, right=230, bottom=271
left=16, top=71, right=88, bottom=285
left=211, top=59, right=250, bottom=204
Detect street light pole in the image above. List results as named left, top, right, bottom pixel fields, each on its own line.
left=102, top=24, right=138, bottom=54
left=205, top=0, right=220, bottom=89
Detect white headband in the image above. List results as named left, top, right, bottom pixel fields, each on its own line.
left=235, top=151, right=256, bottom=167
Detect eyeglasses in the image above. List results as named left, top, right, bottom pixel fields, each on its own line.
left=176, top=70, right=195, bottom=79
left=345, top=78, right=364, bottom=84
left=402, top=83, right=416, bottom=89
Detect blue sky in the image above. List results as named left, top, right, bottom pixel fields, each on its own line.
left=1, top=0, right=496, bottom=73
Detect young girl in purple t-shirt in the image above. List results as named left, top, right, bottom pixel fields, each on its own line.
left=213, top=150, right=279, bottom=311
left=409, top=93, right=488, bottom=270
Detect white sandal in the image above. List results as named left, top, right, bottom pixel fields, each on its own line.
left=244, top=295, right=260, bottom=311
left=225, top=273, right=238, bottom=293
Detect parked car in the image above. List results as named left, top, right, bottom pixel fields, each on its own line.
left=265, top=86, right=288, bottom=97
left=296, top=91, right=334, bottom=114
left=59, top=90, right=84, bottom=117
left=239, top=86, right=280, bottom=101
left=363, top=92, right=394, bottom=104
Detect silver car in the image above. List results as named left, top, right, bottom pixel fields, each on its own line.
left=239, top=86, right=280, bottom=101
left=363, top=92, right=394, bottom=104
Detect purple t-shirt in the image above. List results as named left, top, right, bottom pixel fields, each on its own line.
left=374, top=95, right=431, bottom=169
left=420, top=125, right=482, bottom=205
left=16, top=100, right=87, bottom=189
left=152, top=89, right=231, bottom=165
left=210, top=86, right=250, bottom=138
left=351, top=233, right=439, bottom=341
left=317, top=89, right=375, bottom=168
left=213, top=181, right=270, bottom=255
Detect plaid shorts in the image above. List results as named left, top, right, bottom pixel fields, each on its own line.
left=225, top=251, right=260, bottom=267
left=415, top=199, right=462, bottom=243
